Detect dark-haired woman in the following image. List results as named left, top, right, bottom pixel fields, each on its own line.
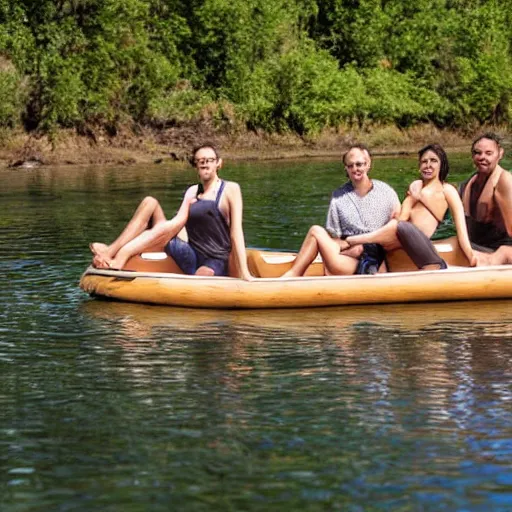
left=89, top=144, right=254, bottom=280
left=344, top=144, right=476, bottom=269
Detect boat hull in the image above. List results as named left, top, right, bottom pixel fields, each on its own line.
left=80, top=239, right=512, bottom=308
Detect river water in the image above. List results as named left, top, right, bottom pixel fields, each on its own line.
left=1, top=156, right=511, bottom=511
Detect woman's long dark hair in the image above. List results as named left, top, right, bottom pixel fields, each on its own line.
left=418, top=143, right=449, bottom=182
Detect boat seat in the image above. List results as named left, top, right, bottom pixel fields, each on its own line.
left=125, top=237, right=471, bottom=276
left=124, top=252, right=184, bottom=273
left=246, top=250, right=324, bottom=278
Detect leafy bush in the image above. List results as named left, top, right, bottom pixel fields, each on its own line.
left=240, top=51, right=451, bottom=134
left=147, top=83, right=213, bottom=126
left=449, top=53, right=512, bottom=127
left=0, top=62, right=27, bottom=128
left=361, top=68, right=450, bottom=127
left=240, top=45, right=367, bottom=133
left=1, top=0, right=512, bottom=134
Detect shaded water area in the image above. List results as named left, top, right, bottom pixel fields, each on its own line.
left=1, top=155, right=512, bottom=511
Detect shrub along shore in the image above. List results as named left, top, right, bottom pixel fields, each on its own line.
left=1, top=1, right=511, bottom=166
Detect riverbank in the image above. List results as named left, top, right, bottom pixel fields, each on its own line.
left=0, top=124, right=507, bottom=168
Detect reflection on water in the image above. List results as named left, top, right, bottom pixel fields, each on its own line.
left=1, top=162, right=512, bottom=510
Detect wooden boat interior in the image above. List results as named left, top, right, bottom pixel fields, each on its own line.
left=122, top=236, right=470, bottom=278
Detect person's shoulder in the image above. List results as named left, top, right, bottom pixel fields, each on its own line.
left=373, top=179, right=399, bottom=197
left=442, top=182, right=459, bottom=198
left=221, top=180, right=242, bottom=202
left=442, top=181, right=457, bottom=191
left=223, top=180, right=241, bottom=192
left=373, top=179, right=395, bottom=190
left=184, top=184, right=198, bottom=197
left=497, top=166, right=512, bottom=192
left=499, top=166, right=512, bottom=182
left=332, top=181, right=352, bottom=198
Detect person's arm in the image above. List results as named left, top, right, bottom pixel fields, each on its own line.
left=325, top=194, right=342, bottom=238
left=444, top=184, right=476, bottom=266
left=150, top=187, right=196, bottom=244
left=407, top=180, right=422, bottom=201
left=388, top=185, right=402, bottom=220
left=398, top=181, right=420, bottom=221
left=172, top=187, right=196, bottom=227
left=147, top=186, right=197, bottom=244
left=398, top=195, right=415, bottom=221
left=495, top=167, right=512, bottom=236
left=226, top=182, right=254, bottom=281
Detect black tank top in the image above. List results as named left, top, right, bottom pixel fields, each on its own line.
left=186, top=180, right=231, bottom=259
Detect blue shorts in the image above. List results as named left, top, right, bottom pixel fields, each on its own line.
left=165, top=237, right=229, bottom=276
left=355, top=243, right=386, bottom=275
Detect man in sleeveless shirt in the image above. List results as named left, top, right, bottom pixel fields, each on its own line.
left=459, top=133, right=512, bottom=265
left=282, top=144, right=400, bottom=277
left=89, top=144, right=254, bottom=280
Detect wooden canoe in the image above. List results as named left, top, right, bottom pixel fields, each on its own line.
left=79, top=237, right=512, bottom=309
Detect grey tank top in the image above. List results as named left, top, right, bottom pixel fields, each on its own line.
left=186, top=180, right=231, bottom=260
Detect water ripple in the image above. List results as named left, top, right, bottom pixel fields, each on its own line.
left=1, top=164, right=512, bottom=511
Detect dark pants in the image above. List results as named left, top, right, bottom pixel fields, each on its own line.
left=396, top=221, right=447, bottom=270
left=355, top=243, right=386, bottom=275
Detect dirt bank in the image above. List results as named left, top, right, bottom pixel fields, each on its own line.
left=0, top=124, right=506, bottom=169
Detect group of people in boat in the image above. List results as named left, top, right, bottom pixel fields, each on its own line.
left=89, top=132, right=512, bottom=280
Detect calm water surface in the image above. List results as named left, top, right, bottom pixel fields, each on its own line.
left=1, top=156, right=512, bottom=511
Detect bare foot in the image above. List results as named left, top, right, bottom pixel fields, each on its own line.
left=90, top=242, right=109, bottom=257
left=92, top=254, right=112, bottom=269
left=105, top=256, right=125, bottom=271
left=474, top=251, right=492, bottom=266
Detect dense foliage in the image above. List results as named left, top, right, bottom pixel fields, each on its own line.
left=0, top=0, right=511, bottom=134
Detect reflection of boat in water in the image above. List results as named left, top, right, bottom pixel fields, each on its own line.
left=81, top=298, right=512, bottom=333
left=79, top=236, right=512, bottom=310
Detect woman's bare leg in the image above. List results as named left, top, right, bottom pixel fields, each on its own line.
left=317, top=230, right=360, bottom=275
left=90, top=196, right=166, bottom=263
left=346, top=219, right=399, bottom=249
left=475, top=246, right=512, bottom=266
left=282, top=225, right=359, bottom=277
left=195, top=266, right=215, bottom=276
left=282, top=225, right=326, bottom=277
left=106, top=217, right=184, bottom=270
left=491, top=246, right=512, bottom=264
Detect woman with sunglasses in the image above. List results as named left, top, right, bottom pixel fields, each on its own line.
left=89, top=143, right=254, bottom=280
